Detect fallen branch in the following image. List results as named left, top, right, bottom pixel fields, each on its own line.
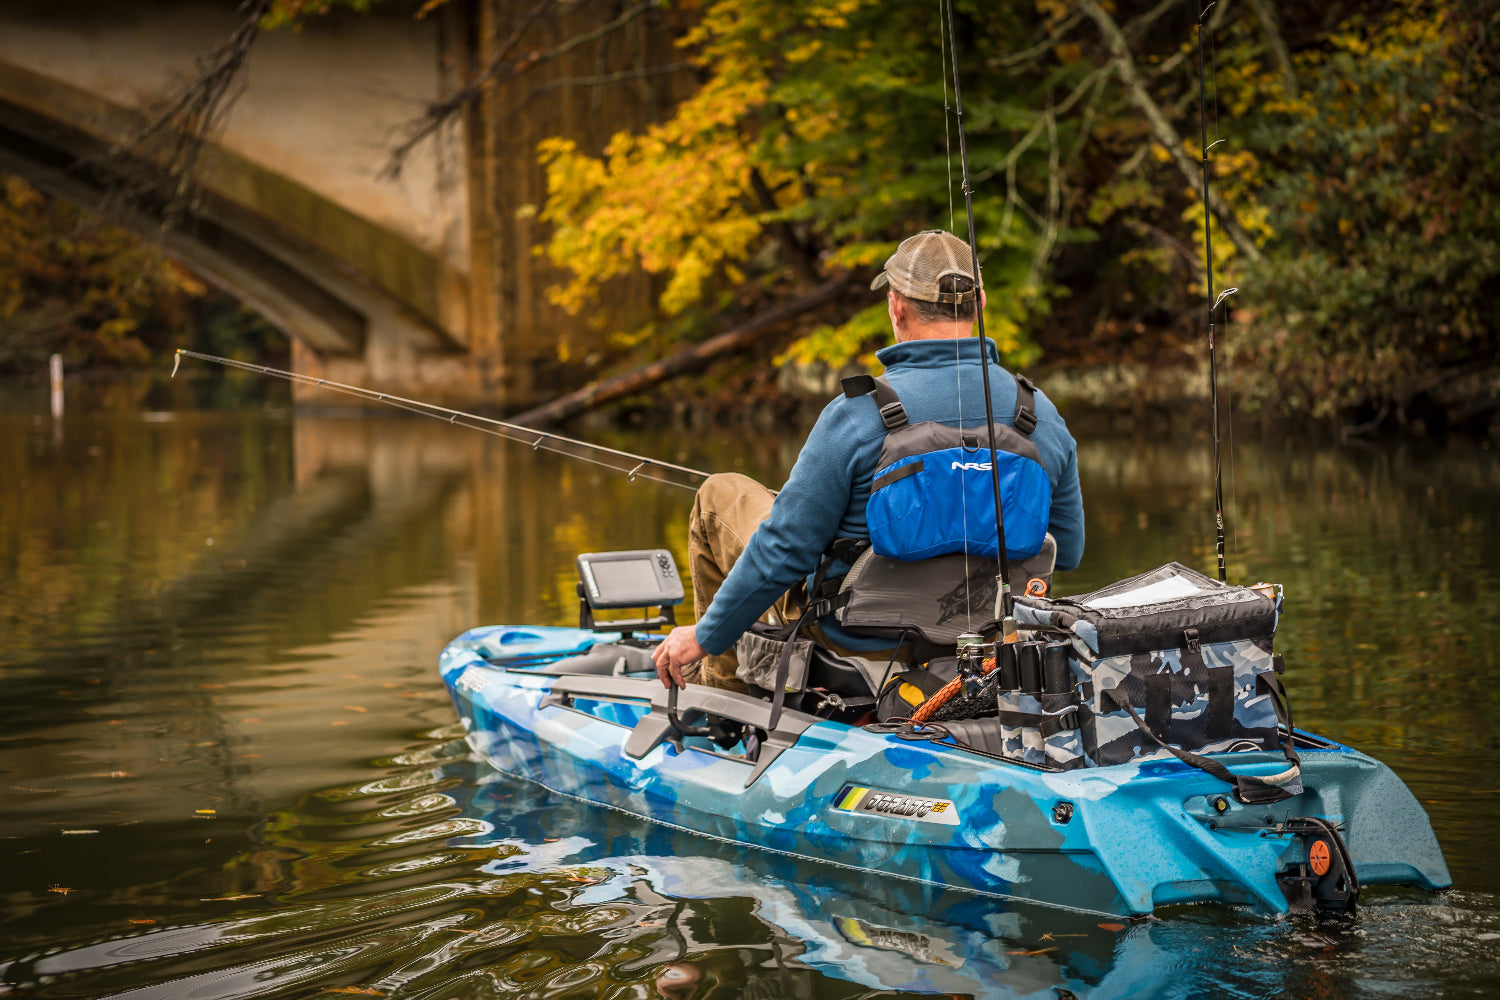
left=511, top=276, right=851, bottom=426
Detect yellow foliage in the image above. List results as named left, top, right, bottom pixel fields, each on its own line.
left=538, top=69, right=785, bottom=317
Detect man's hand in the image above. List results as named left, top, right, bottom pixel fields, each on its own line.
left=652, top=625, right=706, bottom=689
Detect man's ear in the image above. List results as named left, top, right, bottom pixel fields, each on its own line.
left=888, top=290, right=907, bottom=326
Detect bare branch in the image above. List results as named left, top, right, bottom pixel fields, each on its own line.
left=988, top=10, right=1085, bottom=71
left=383, top=0, right=667, bottom=178
left=1150, top=0, right=1231, bottom=80
left=100, top=0, right=274, bottom=228
left=510, top=276, right=852, bottom=426
left=1077, top=0, right=1263, bottom=263
left=500, top=61, right=695, bottom=122
left=1246, top=0, right=1299, bottom=97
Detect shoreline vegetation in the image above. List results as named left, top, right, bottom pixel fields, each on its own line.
left=2, top=1, right=1497, bottom=439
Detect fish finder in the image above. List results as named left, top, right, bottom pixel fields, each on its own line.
left=576, top=549, right=684, bottom=633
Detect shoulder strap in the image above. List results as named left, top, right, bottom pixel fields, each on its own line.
left=1013, top=374, right=1038, bottom=436
left=841, top=374, right=908, bottom=430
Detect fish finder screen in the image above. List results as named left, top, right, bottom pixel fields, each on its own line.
left=589, top=557, right=660, bottom=601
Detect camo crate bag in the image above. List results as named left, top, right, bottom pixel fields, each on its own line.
left=1012, top=563, right=1284, bottom=767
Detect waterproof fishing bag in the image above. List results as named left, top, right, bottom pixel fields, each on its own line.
left=1011, top=563, right=1290, bottom=768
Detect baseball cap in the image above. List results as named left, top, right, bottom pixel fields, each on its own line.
left=870, top=230, right=980, bottom=304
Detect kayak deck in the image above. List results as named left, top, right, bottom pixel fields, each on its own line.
left=440, top=624, right=1451, bottom=918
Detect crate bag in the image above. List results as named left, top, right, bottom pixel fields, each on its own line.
left=1012, top=563, right=1299, bottom=793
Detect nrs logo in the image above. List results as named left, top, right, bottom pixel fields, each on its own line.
left=951, top=461, right=992, bottom=472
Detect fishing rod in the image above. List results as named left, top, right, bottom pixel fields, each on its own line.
left=1196, top=3, right=1236, bottom=583
left=942, top=0, right=1015, bottom=632
left=170, top=349, right=712, bottom=491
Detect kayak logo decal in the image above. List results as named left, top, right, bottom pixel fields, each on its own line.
left=455, top=667, right=492, bottom=695
left=832, top=785, right=960, bottom=826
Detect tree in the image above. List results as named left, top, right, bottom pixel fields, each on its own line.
left=534, top=0, right=1095, bottom=373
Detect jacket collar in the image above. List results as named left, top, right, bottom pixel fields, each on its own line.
left=876, top=337, right=1000, bottom=369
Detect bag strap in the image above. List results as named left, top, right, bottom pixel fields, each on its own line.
left=844, top=370, right=1038, bottom=437
left=1101, top=676, right=1302, bottom=805
left=1013, top=374, right=1038, bottom=436
left=841, top=374, right=908, bottom=430
left=768, top=592, right=850, bottom=730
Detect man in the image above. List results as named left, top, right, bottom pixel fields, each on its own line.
left=652, top=230, right=1084, bottom=691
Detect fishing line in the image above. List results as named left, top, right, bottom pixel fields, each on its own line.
left=1195, top=1, right=1229, bottom=583
left=943, top=0, right=1014, bottom=627
left=939, top=0, right=956, bottom=233
left=171, top=349, right=711, bottom=491
left=1207, top=5, right=1240, bottom=563
left=939, top=0, right=973, bottom=631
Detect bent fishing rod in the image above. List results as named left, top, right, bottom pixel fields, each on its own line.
left=171, top=349, right=711, bottom=491
left=943, top=0, right=1016, bottom=630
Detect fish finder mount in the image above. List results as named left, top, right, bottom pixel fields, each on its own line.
left=576, top=549, right=684, bottom=635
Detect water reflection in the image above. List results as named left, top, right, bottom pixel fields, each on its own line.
left=1, top=395, right=1498, bottom=998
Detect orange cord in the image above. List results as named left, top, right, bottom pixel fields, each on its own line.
left=909, top=655, right=996, bottom=724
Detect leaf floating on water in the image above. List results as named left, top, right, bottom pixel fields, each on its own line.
left=1097, top=922, right=1127, bottom=932
left=128, top=918, right=156, bottom=925
left=61, top=829, right=100, bottom=835
left=195, top=809, right=217, bottom=817
left=48, top=886, right=74, bottom=894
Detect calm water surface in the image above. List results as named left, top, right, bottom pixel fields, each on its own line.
left=2, top=381, right=1498, bottom=998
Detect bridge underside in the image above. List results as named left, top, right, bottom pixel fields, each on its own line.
left=0, top=0, right=697, bottom=411
left=0, top=56, right=486, bottom=405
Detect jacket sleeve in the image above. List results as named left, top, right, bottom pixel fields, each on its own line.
left=694, top=399, right=872, bottom=655
left=1047, top=444, right=1085, bottom=572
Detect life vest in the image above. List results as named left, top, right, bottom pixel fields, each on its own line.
left=841, top=371, right=1051, bottom=561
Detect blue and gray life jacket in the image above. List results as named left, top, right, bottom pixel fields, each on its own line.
left=841, top=371, right=1051, bottom=561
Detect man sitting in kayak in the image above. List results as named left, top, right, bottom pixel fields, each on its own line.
left=652, top=229, right=1084, bottom=692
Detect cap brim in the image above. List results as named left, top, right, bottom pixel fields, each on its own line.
left=870, top=271, right=890, bottom=291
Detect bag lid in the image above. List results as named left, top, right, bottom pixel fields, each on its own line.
left=1013, top=562, right=1277, bottom=656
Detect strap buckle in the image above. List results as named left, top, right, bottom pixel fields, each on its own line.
left=878, top=401, right=908, bottom=430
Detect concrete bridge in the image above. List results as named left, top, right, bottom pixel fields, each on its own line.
left=0, top=0, right=690, bottom=409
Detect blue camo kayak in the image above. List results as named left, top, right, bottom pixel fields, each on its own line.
left=439, top=624, right=1450, bottom=918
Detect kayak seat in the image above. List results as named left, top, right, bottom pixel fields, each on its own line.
left=546, top=642, right=657, bottom=676
left=939, top=717, right=1009, bottom=756
left=834, top=534, right=1058, bottom=661
left=804, top=652, right=888, bottom=700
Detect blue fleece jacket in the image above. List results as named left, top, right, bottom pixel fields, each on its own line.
left=694, top=337, right=1084, bottom=656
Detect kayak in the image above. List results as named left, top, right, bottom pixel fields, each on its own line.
left=439, top=567, right=1451, bottom=918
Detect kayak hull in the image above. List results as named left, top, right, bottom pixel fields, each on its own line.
left=440, top=625, right=1451, bottom=918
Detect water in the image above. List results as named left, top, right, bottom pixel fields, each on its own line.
left=2, top=384, right=1498, bottom=998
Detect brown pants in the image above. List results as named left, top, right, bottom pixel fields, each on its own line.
left=688, top=473, right=897, bottom=692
